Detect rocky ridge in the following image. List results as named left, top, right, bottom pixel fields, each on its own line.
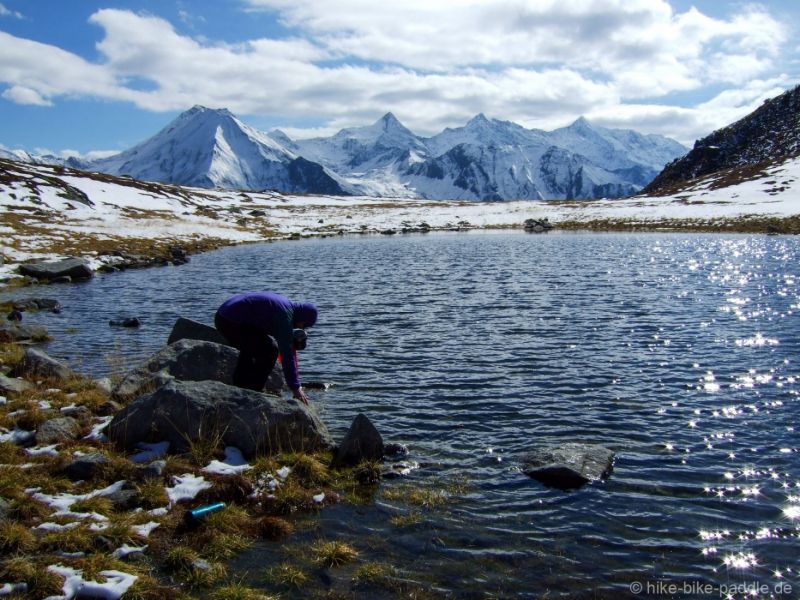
left=644, top=85, right=800, bottom=195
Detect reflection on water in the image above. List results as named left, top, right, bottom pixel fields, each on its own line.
left=4, top=232, right=800, bottom=598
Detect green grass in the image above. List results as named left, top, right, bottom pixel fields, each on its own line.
left=310, top=540, right=359, bottom=568
left=265, top=562, right=307, bottom=589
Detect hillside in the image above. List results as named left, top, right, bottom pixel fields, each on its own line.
left=644, top=85, right=800, bottom=195
left=1, top=153, right=798, bottom=284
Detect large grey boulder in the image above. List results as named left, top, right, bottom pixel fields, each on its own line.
left=18, top=257, right=93, bottom=281
left=334, top=413, right=384, bottom=467
left=108, top=379, right=332, bottom=458
left=19, top=348, right=75, bottom=381
left=111, top=339, right=239, bottom=402
left=167, top=317, right=228, bottom=346
left=521, top=443, right=615, bottom=490
left=111, top=339, right=285, bottom=402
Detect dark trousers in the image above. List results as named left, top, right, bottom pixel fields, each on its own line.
left=214, top=312, right=279, bottom=391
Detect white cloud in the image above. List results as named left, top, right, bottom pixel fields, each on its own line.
left=588, top=76, right=792, bottom=145
left=2, top=85, right=51, bottom=106
left=0, top=3, right=794, bottom=145
left=0, top=3, right=22, bottom=19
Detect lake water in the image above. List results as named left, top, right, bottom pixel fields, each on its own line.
left=4, top=231, right=800, bottom=598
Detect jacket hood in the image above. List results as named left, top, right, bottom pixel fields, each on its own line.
left=292, top=302, right=318, bottom=327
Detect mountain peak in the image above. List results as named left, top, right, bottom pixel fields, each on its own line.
left=467, top=113, right=491, bottom=127
left=181, top=105, right=235, bottom=121
left=569, top=116, right=593, bottom=130
left=376, top=112, right=405, bottom=131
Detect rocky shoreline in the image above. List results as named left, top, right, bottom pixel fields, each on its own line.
left=4, top=212, right=797, bottom=290
left=0, top=309, right=614, bottom=598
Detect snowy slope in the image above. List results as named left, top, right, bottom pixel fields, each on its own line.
left=93, top=106, right=347, bottom=195
left=1, top=154, right=799, bottom=283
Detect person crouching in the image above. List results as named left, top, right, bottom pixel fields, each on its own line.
left=214, top=291, right=318, bottom=405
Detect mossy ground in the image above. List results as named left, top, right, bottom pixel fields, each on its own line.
left=0, top=339, right=459, bottom=598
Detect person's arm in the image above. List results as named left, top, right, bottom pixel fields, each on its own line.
left=276, top=327, right=308, bottom=404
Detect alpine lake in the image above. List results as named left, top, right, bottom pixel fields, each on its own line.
left=5, top=230, right=800, bottom=599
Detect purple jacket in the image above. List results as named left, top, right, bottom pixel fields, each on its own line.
left=216, top=291, right=317, bottom=390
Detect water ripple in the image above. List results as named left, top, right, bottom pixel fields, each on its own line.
left=5, top=231, right=800, bottom=596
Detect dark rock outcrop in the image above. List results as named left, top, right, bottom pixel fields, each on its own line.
left=521, top=443, right=615, bottom=490
left=18, top=257, right=93, bottom=281
left=644, top=84, right=800, bottom=195
left=109, top=318, right=141, bottom=328
left=334, top=413, right=384, bottom=467
left=108, top=379, right=333, bottom=458
left=523, top=218, right=553, bottom=233
left=11, top=298, right=62, bottom=313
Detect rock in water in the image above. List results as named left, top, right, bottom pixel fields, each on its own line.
left=334, top=413, right=384, bottom=466
left=109, top=318, right=141, bottom=328
left=18, top=257, right=93, bottom=281
left=521, top=443, right=615, bottom=490
left=108, top=379, right=333, bottom=458
left=167, top=317, right=228, bottom=345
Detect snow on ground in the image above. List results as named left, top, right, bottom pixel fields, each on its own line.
left=1, top=156, right=798, bottom=283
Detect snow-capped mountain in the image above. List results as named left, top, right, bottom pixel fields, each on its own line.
left=287, top=112, right=686, bottom=200
left=92, top=106, right=347, bottom=195
left=645, top=84, right=800, bottom=195
left=402, top=114, right=685, bottom=200
left=3, top=106, right=687, bottom=200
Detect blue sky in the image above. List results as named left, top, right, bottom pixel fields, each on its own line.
left=0, top=0, right=797, bottom=156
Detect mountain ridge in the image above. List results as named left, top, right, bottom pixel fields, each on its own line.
left=3, top=107, right=688, bottom=201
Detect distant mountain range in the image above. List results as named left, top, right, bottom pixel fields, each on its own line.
left=644, top=84, right=800, bottom=195
left=2, top=108, right=688, bottom=201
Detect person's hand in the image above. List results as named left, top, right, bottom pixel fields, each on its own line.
left=293, top=387, right=310, bottom=405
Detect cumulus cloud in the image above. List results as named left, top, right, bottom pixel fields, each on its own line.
left=0, top=3, right=794, bottom=145
left=2, top=85, right=51, bottom=106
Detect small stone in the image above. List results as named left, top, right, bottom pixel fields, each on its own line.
left=385, top=443, right=409, bottom=457
left=64, top=452, right=111, bottom=481
left=139, top=459, right=166, bottom=481
left=0, top=373, right=33, bottom=394
left=36, top=417, right=81, bottom=444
